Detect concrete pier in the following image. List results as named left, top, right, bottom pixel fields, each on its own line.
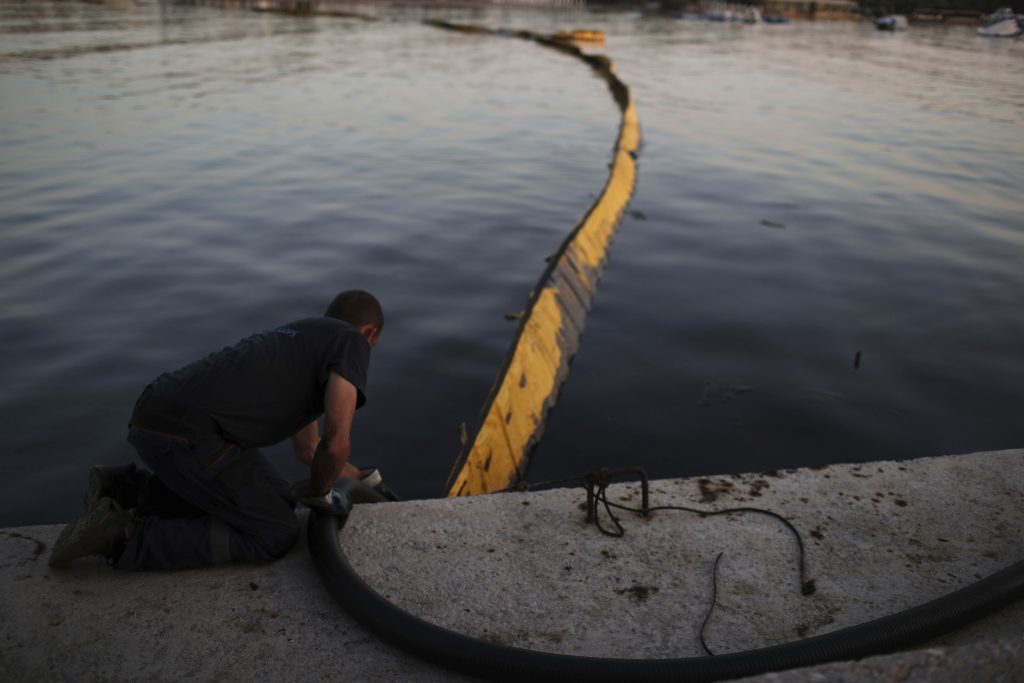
left=2, top=449, right=1022, bottom=681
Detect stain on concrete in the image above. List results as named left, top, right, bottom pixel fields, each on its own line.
left=795, top=609, right=837, bottom=638
left=698, top=478, right=735, bottom=503
left=748, top=480, right=770, bottom=497
left=615, top=584, right=659, bottom=604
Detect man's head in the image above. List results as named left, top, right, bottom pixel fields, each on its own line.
left=325, top=290, right=383, bottom=348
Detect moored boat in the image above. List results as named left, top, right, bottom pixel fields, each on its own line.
left=977, top=7, right=1022, bottom=37
left=874, top=14, right=909, bottom=30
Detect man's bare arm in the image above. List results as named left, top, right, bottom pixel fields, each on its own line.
left=291, top=420, right=319, bottom=466
left=309, top=372, right=361, bottom=496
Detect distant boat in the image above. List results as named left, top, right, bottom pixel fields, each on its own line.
left=977, top=7, right=1022, bottom=37
left=741, top=7, right=764, bottom=23
left=874, top=15, right=909, bottom=31
left=700, top=5, right=765, bottom=23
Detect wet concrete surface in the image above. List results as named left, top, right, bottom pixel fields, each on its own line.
left=2, top=449, right=1021, bottom=681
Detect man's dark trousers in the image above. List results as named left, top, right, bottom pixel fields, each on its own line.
left=117, top=426, right=299, bottom=571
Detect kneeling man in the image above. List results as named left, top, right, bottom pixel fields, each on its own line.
left=51, top=289, right=384, bottom=570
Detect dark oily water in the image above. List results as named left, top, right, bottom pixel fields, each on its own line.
left=528, top=14, right=1024, bottom=483
left=0, top=1, right=615, bottom=525
left=1, top=3, right=1022, bottom=525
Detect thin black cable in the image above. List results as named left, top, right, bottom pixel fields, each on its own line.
left=700, top=552, right=725, bottom=657
left=510, top=473, right=813, bottom=596
left=594, top=484, right=625, bottom=537
left=586, top=476, right=815, bottom=655
left=594, top=491, right=816, bottom=596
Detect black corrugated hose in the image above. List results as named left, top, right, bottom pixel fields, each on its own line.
left=308, top=482, right=1024, bottom=682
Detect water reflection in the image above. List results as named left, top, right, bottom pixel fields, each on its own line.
left=0, top=0, right=619, bottom=524
left=531, top=12, right=1024, bottom=484
left=1, top=2, right=1022, bottom=525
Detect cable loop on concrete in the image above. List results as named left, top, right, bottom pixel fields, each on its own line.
left=575, top=464, right=815, bottom=648
left=588, top=477, right=816, bottom=597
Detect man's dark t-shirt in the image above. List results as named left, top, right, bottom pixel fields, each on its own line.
left=150, top=317, right=370, bottom=448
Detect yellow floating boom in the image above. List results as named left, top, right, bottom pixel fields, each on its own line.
left=552, top=30, right=607, bottom=44
left=432, top=22, right=641, bottom=497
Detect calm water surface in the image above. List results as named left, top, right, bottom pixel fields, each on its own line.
left=1, top=2, right=1022, bottom=525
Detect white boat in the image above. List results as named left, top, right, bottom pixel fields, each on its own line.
left=700, top=3, right=762, bottom=23
left=977, top=7, right=1022, bottom=37
left=741, top=7, right=763, bottom=24
left=874, top=15, right=909, bottom=31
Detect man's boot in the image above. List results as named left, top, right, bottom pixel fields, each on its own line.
left=50, top=497, right=135, bottom=568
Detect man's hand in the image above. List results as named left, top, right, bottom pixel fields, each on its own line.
left=288, top=479, right=349, bottom=518
left=290, top=471, right=362, bottom=501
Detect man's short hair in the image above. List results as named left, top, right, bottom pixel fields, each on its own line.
left=324, top=290, right=384, bottom=331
